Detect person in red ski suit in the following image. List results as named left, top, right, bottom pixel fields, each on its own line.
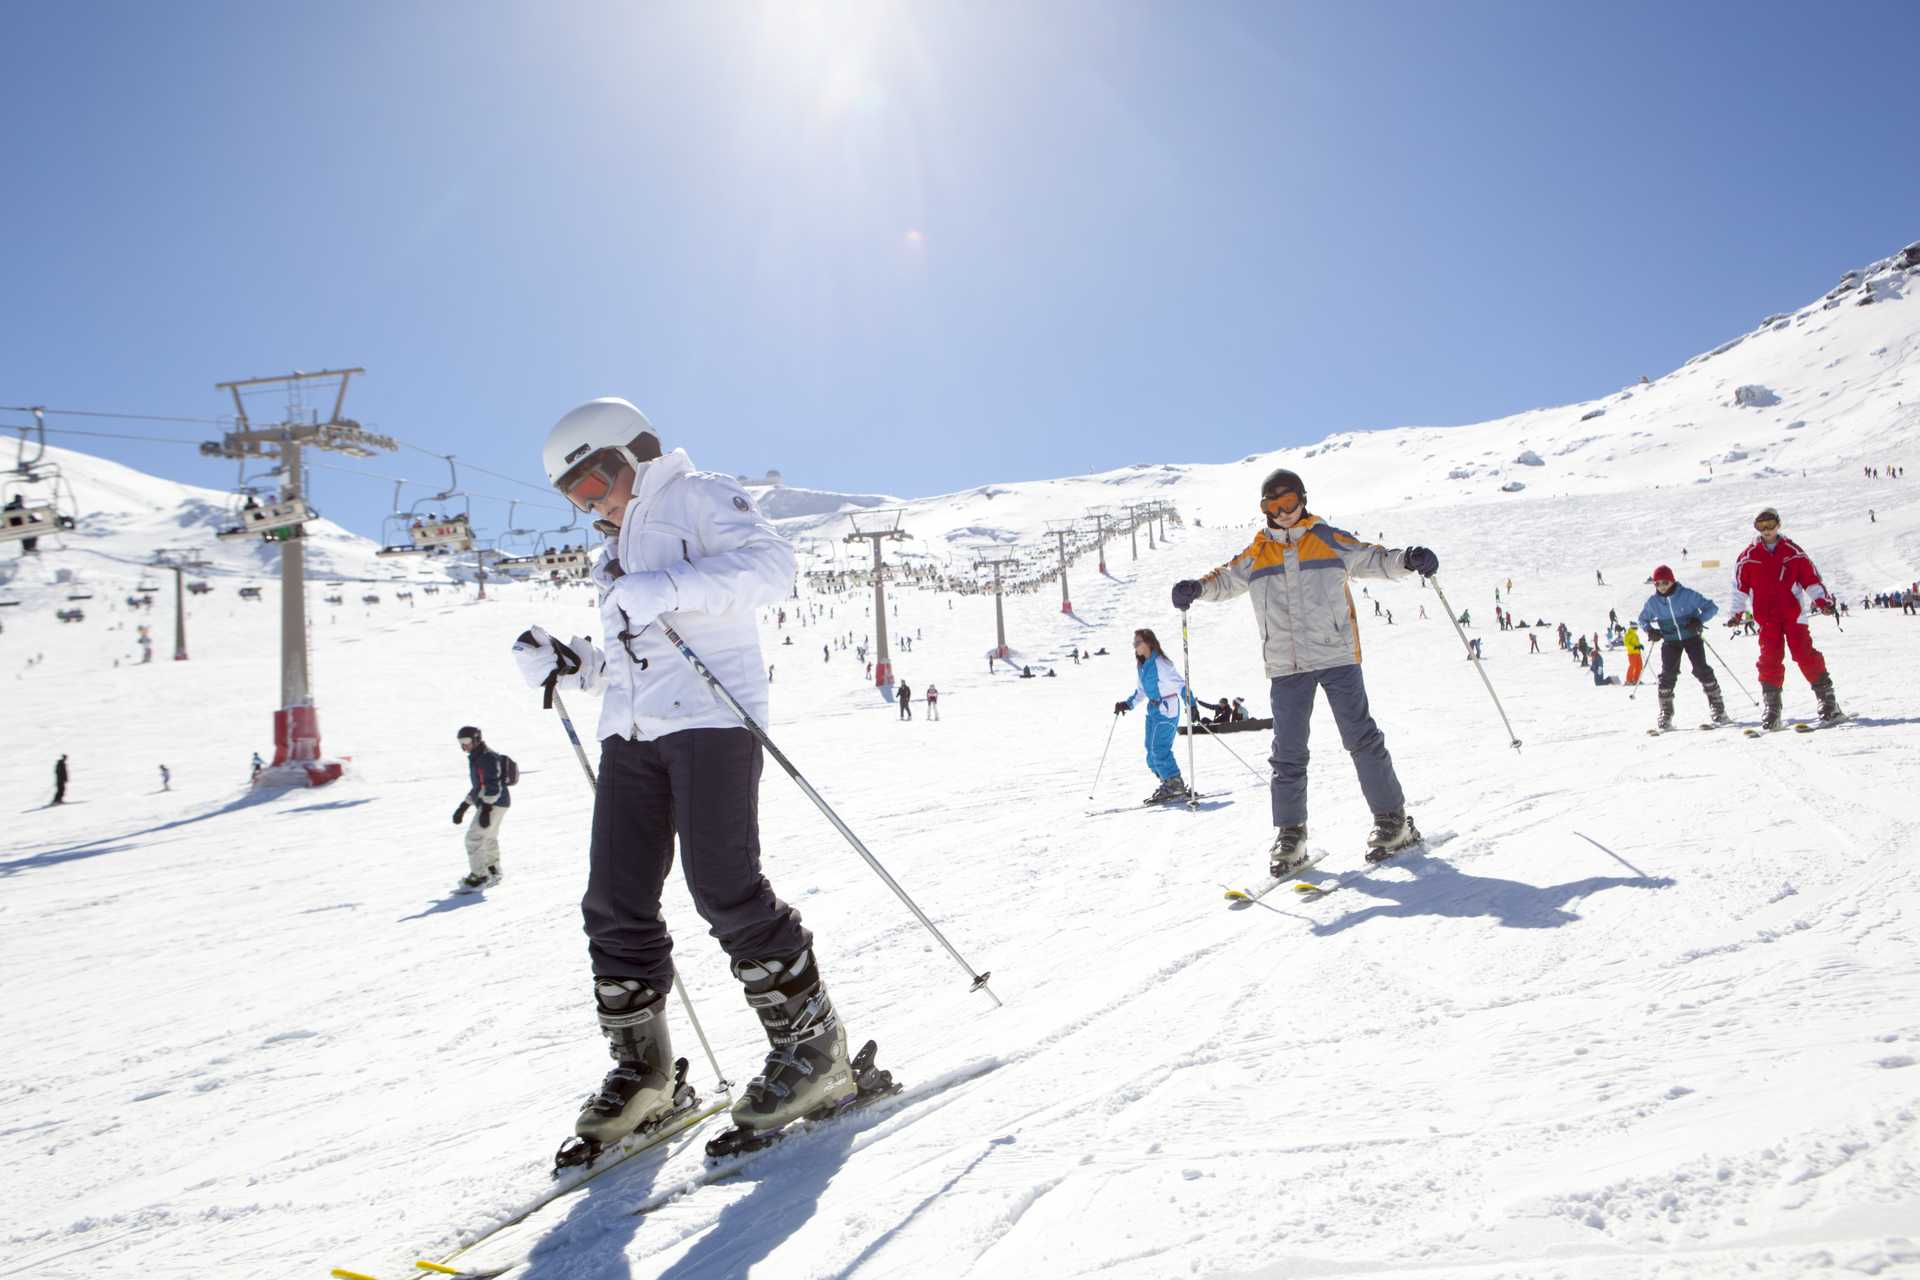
left=1728, top=506, right=1845, bottom=730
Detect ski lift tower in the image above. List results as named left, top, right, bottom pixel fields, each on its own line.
left=1085, top=507, right=1113, bottom=575
left=152, top=548, right=211, bottom=661
left=200, top=368, right=396, bottom=787
left=845, top=509, right=906, bottom=686
left=1045, top=519, right=1079, bottom=614
left=974, top=554, right=1020, bottom=659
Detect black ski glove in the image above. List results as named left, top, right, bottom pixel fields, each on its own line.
left=1170, top=580, right=1202, bottom=611
left=452, top=802, right=470, bottom=825
left=1684, top=619, right=1702, bottom=637
left=1113, top=700, right=1131, bottom=715
left=1403, top=546, right=1439, bottom=577
left=477, top=803, right=493, bottom=829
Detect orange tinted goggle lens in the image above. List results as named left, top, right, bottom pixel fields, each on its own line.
left=1261, top=491, right=1302, bottom=517
left=559, top=452, right=624, bottom=510
left=1755, top=518, right=1778, bottom=530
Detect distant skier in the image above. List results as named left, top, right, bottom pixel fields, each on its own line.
left=1623, top=623, right=1644, bottom=685
left=250, top=751, right=264, bottom=779
left=925, top=683, right=940, bottom=721
left=158, top=763, right=171, bottom=791
left=513, top=395, right=859, bottom=1162
left=1638, top=566, right=1727, bottom=730
left=1170, top=468, right=1436, bottom=874
left=1113, top=627, right=1195, bottom=804
left=452, top=725, right=509, bottom=892
left=1528, top=631, right=1541, bottom=654
left=1588, top=648, right=1616, bottom=686
left=52, top=754, right=68, bottom=805
left=897, top=680, right=913, bottom=720
left=1729, top=507, right=1845, bottom=730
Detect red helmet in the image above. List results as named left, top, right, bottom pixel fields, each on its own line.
left=1651, top=565, right=1675, bottom=583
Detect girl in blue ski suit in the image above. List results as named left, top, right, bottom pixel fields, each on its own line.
left=1114, top=628, right=1196, bottom=803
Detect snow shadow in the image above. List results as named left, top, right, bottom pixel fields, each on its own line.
left=0, top=787, right=279, bottom=879
left=651, top=1125, right=860, bottom=1280
left=1307, top=851, right=1675, bottom=936
left=282, top=797, right=374, bottom=814
left=512, top=1138, right=679, bottom=1280
left=397, top=891, right=490, bottom=922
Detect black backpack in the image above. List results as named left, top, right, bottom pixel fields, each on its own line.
left=497, top=753, right=519, bottom=787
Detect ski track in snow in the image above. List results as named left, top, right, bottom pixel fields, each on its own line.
left=4, top=254, right=1920, bottom=1278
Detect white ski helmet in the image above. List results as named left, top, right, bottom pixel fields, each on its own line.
left=542, top=398, right=663, bottom=509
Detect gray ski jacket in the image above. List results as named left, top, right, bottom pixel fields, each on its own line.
left=1194, top=516, right=1415, bottom=676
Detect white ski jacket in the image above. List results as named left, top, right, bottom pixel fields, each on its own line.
left=587, top=449, right=794, bottom=742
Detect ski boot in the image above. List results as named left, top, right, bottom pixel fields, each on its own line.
left=1365, top=808, right=1422, bottom=864
left=1811, top=673, right=1846, bottom=724
left=1704, top=683, right=1730, bottom=726
left=561, top=980, right=679, bottom=1163
left=1655, top=689, right=1675, bottom=732
left=454, top=865, right=499, bottom=894
left=1269, top=824, right=1313, bottom=879
left=1760, top=683, right=1784, bottom=731
left=1144, top=776, right=1190, bottom=805
left=709, top=948, right=857, bottom=1155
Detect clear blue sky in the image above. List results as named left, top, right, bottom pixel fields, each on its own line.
left=5, top=1, right=1916, bottom=541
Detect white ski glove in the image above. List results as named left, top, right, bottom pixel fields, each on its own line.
left=513, top=626, right=602, bottom=692
left=611, top=569, right=678, bottom=623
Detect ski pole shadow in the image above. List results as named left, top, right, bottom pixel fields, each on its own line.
left=1308, top=850, right=1675, bottom=937
left=1, top=787, right=280, bottom=879
left=397, top=891, right=490, bottom=922
left=653, top=1124, right=859, bottom=1280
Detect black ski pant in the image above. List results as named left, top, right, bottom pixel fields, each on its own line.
left=583, top=728, right=810, bottom=992
left=1656, top=637, right=1717, bottom=694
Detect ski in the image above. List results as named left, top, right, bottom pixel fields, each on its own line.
left=1086, top=792, right=1213, bottom=818
left=1793, top=715, right=1851, bottom=733
left=703, top=1039, right=898, bottom=1159
left=625, top=1046, right=1002, bottom=1220
left=388, top=1072, right=726, bottom=1280
left=1224, top=851, right=1327, bottom=903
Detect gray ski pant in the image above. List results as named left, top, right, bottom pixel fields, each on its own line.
left=584, top=727, right=810, bottom=991
left=1268, top=663, right=1405, bottom=827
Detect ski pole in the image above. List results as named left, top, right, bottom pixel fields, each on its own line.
left=1088, top=712, right=1120, bottom=799
left=1180, top=612, right=1198, bottom=802
left=654, top=616, right=1002, bottom=1008
left=1191, top=718, right=1268, bottom=783
left=526, top=634, right=734, bottom=1096
left=1429, top=577, right=1522, bottom=751
left=1702, top=634, right=1757, bottom=707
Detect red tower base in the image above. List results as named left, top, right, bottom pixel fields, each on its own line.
left=260, top=704, right=344, bottom=788
left=874, top=660, right=894, bottom=687
left=1060, top=600, right=1073, bottom=614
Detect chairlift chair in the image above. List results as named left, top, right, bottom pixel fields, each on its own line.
left=216, top=492, right=317, bottom=542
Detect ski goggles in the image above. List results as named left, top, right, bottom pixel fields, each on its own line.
left=555, top=446, right=641, bottom=513
left=1259, top=489, right=1303, bottom=518
left=1753, top=515, right=1779, bottom=531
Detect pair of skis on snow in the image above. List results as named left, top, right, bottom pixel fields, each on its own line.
left=340, top=1041, right=915, bottom=1280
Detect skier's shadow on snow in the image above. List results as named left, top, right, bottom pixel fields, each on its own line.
left=652, top=1125, right=860, bottom=1280
left=514, top=1136, right=681, bottom=1280
left=395, top=892, right=489, bottom=922
left=0, top=788, right=278, bottom=879
left=1306, top=850, right=1674, bottom=936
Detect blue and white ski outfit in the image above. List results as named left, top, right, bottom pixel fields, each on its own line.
left=1121, top=653, right=1192, bottom=782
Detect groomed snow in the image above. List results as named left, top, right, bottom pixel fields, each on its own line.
left=3, top=248, right=1918, bottom=1279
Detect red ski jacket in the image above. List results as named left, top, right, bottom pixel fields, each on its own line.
left=1731, top=536, right=1828, bottom=624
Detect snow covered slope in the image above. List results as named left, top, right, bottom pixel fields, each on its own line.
left=3, top=243, right=1918, bottom=1280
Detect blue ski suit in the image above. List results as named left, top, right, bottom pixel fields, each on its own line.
left=1122, top=653, right=1193, bottom=781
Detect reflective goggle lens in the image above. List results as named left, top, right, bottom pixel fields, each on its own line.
left=1755, top=518, right=1778, bottom=531
left=557, top=450, right=627, bottom=511
left=1260, top=490, right=1302, bottom=517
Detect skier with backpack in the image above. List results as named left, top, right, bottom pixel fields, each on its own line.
left=452, top=725, right=513, bottom=892
left=1169, top=467, right=1437, bottom=876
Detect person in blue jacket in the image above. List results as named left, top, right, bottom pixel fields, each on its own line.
left=1637, top=565, right=1726, bottom=730
left=1113, top=628, right=1197, bottom=804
